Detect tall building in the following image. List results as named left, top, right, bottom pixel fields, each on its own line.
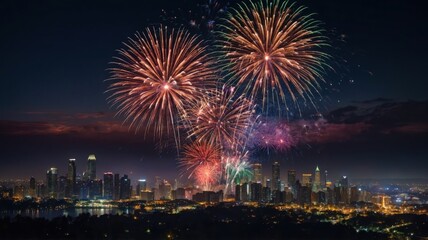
left=88, top=179, right=103, bottom=199
left=113, top=173, right=120, bottom=200
left=287, top=170, right=296, bottom=200
left=324, top=170, right=328, bottom=189
left=261, top=186, right=271, bottom=202
left=103, top=172, right=114, bottom=199
left=136, top=179, right=147, bottom=196
left=66, top=159, right=76, bottom=198
left=339, top=176, right=350, bottom=204
left=302, top=173, right=312, bottom=187
left=37, top=183, right=47, bottom=198
left=287, top=170, right=296, bottom=187
left=241, top=182, right=250, bottom=202
left=79, top=180, right=89, bottom=199
left=298, top=185, right=311, bottom=205
left=250, top=182, right=262, bottom=202
left=272, top=161, right=281, bottom=192
left=46, top=167, right=58, bottom=198
left=312, top=166, right=321, bottom=192
left=159, top=180, right=172, bottom=200
left=29, top=177, right=36, bottom=197
left=252, top=163, right=262, bottom=183
left=58, top=176, right=67, bottom=199
left=155, top=176, right=162, bottom=189
left=235, top=184, right=241, bottom=201
left=119, top=175, right=131, bottom=199
left=350, top=186, right=359, bottom=203
left=340, top=176, right=349, bottom=188
left=265, top=178, right=271, bottom=189
left=86, top=154, right=96, bottom=180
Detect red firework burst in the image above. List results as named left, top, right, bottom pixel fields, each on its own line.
left=179, top=141, right=221, bottom=190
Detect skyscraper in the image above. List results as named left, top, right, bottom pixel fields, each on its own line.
left=350, top=186, right=359, bottom=203
left=235, top=184, right=241, bottom=201
left=335, top=176, right=350, bottom=204
left=159, top=180, right=172, bottom=200
left=241, top=182, right=250, bottom=202
left=103, top=172, right=114, bottom=199
left=324, top=170, right=328, bottom=189
left=265, top=178, right=271, bottom=189
left=250, top=182, right=262, bottom=202
left=312, top=166, right=321, bottom=192
left=136, top=179, right=147, bottom=196
left=252, top=163, right=262, bottom=183
left=119, top=174, right=131, bottom=199
left=88, top=179, right=103, bottom=199
left=46, top=167, right=58, bottom=199
left=287, top=170, right=296, bottom=187
left=66, top=159, right=76, bottom=198
left=113, top=173, right=120, bottom=200
left=272, top=161, right=281, bottom=192
left=302, top=173, right=312, bottom=187
left=58, top=176, right=67, bottom=199
left=287, top=170, right=297, bottom=198
left=155, top=176, right=161, bottom=189
left=86, top=154, right=96, bottom=180
left=29, top=177, right=36, bottom=197
left=84, top=154, right=97, bottom=181
left=340, top=176, right=349, bottom=188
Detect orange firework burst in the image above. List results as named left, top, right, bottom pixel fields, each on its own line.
left=179, top=141, right=221, bottom=190
left=108, top=26, right=216, bottom=145
left=188, top=85, right=255, bottom=149
left=194, top=164, right=221, bottom=191
left=218, top=0, right=330, bottom=109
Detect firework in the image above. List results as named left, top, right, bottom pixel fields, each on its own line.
left=224, top=153, right=253, bottom=184
left=179, top=141, right=221, bottom=190
left=222, top=149, right=253, bottom=194
left=188, top=85, right=255, bottom=149
left=108, top=26, right=216, bottom=145
left=161, top=0, right=228, bottom=34
left=218, top=0, right=330, bottom=110
left=194, top=163, right=221, bottom=191
left=248, top=120, right=295, bottom=151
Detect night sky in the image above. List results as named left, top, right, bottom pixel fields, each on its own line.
left=1, top=0, right=427, bottom=183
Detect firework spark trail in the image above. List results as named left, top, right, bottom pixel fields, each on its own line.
left=248, top=119, right=296, bottom=151
left=106, top=0, right=333, bottom=192
left=161, top=0, right=228, bottom=34
left=188, top=85, right=255, bottom=150
left=218, top=0, right=331, bottom=112
left=179, top=141, right=222, bottom=190
left=223, top=149, right=253, bottom=194
left=107, top=26, right=216, bottom=147
left=194, top=163, right=221, bottom=191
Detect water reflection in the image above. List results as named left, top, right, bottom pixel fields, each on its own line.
left=1, top=208, right=134, bottom=220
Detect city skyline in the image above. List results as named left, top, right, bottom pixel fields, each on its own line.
left=6, top=154, right=421, bottom=194
left=1, top=0, right=427, bottom=238
left=1, top=0, right=427, bottom=186
left=3, top=155, right=424, bottom=215
left=6, top=152, right=415, bottom=185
